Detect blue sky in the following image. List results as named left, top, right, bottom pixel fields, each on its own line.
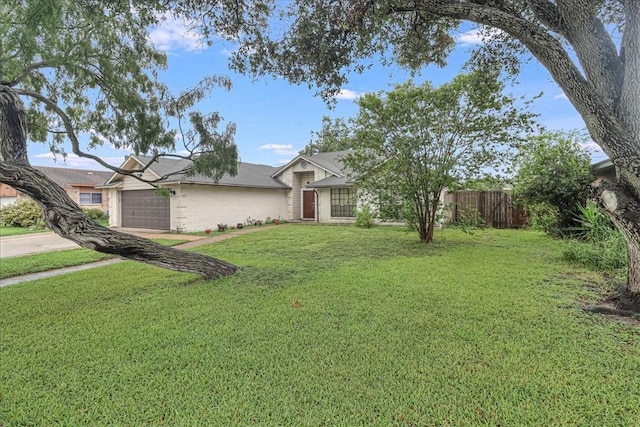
left=27, top=16, right=605, bottom=171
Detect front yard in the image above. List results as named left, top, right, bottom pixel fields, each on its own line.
left=1, top=226, right=638, bottom=425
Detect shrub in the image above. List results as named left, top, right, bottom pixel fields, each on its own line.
left=354, top=205, right=374, bottom=228
left=513, top=131, right=593, bottom=231
left=527, top=203, right=560, bottom=236
left=562, top=233, right=627, bottom=272
left=456, top=205, right=486, bottom=235
left=0, top=198, right=44, bottom=228
left=561, top=201, right=627, bottom=273
left=82, top=208, right=108, bottom=221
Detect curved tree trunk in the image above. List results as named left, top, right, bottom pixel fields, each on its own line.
left=591, top=178, right=640, bottom=309
left=0, top=86, right=237, bottom=280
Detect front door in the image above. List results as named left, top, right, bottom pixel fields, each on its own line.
left=302, top=190, right=315, bottom=220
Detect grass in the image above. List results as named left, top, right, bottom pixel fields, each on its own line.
left=0, top=225, right=48, bottom=237
left=1, top=226, right=639, bottom=425
left=0, top=238, right=189, bottom=279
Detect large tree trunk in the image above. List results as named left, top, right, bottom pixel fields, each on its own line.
left=592, top=178, right=640, bottom=309
left=0, top=86, right=237, bottom=280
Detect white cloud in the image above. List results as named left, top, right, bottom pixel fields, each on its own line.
left=148, top=13, right=204, bottom=52
left=333, top=89, right=362, bottom=100
left=554, top=92, right=569, bottom=100
left=258, top=143, right=298, bottom=156
left=456, top=27, right=504, bottom=46
left=259, top=143, right=293, bottom=150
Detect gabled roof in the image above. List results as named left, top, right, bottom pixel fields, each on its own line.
left=271, top=150, right=353, bottom=178
left=105, top=155, right=290, bottom=190
left=36, top=166, right=112, bottom=188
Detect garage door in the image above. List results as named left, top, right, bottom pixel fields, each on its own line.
left=121, top=190, right=170, bottom=229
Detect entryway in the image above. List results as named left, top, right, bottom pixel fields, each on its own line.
left=302, top=190, right=316, bottom=220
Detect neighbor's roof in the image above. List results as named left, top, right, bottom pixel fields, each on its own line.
left=591, top=158, right=613, bottom=171
left=111, top=155, right=290, bottom=190
left=36, top=166, right=112, bottom=188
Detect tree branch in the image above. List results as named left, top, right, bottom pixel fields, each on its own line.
left=5, top=62, right=51, bottom=87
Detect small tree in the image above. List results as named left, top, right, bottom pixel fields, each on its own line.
left=513, top=131, right=594, bottom=233
left=345, top=73, right=536, bottom=242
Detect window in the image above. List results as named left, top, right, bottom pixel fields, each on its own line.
left=330, top=188, right=356, bottom=217
left=79, top=192, right=102, bottom=205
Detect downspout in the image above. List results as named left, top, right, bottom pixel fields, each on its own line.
left=314, top=189, right=319, bottom=223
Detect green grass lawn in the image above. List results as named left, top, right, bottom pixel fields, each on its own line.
left=0, top=225, right=48, bottom=237
left=1, top=226, right=638, bottom=425
left=0, top=238, right=189, bottom=279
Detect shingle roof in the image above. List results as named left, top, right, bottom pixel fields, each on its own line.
left=305, top=175, right=354, bottom=188
left=135, top=155, right=290, bottom=189
left=35, top=166, right=112, bottom=188
left=305, top=150, right=352, bottom=176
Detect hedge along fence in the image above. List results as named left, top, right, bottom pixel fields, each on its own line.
left=444, top=191, right=527, bottom=229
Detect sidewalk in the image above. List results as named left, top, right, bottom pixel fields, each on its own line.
left=0, top=225, right=284, bottom=287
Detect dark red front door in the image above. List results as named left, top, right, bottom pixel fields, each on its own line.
left=303, top=191, right=315, bottom=219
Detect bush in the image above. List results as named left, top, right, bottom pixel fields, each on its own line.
left=0, top=198, right=44, bottom=228
left=527, top=203, right=560, bottom=236
left=513, top=131, right=593, bottom=231
left=455, top=206, right=486, bottom=235
left=354, top=205, right=374, bottom=228
left=82, top=208, right=108, bottom=221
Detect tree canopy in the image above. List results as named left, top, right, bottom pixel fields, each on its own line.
left=0, top=1, right=245, bottom=278
left=300, top=116, right=354, bottom=156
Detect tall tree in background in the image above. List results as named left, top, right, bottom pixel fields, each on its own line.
left=0, top=1, right=245, bottom=279
left=345, top=73, right=536, bottom=242
left=223, top=0, right=640, bottom=307
left=300, top=116, right=354, bottom=155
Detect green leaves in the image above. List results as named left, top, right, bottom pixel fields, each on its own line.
left=513, top=131, right=594, bottom=230
left=345, top=72, right=537, bottom=242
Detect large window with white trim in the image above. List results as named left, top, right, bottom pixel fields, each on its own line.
left=330, top=188, right=356, bottom=217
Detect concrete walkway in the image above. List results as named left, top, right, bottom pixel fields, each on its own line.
left=0, top=225, right=284, bottom=287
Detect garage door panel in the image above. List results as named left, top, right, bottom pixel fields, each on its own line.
left=121, top=190, right=170, bottom=229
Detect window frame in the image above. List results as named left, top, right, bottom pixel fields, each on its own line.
left=79, top=192, right=103, bottom=205
left=330, top=187, right=356, bottom=218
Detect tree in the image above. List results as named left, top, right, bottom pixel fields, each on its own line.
left=344, top=73, right=536, bottom=242
left=0, top=1, right=242, bottom=279
left=300, top=116, right=354, bottom=155
left=513, top=131, right=594, bottom=233
left=224, top=0, right=640, bottom=308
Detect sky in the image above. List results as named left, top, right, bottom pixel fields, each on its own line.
left=26, top=15, right=606, bottom=171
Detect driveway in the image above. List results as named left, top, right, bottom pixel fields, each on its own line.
left=0, top=228, right=174, bottom=259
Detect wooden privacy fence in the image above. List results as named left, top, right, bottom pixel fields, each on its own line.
left=443, top=190, right=527, bottom=229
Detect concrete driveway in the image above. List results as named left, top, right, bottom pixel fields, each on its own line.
left=0, top=228, right=171, bottom=259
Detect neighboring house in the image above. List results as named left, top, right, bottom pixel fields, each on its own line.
left=0, top=183, right=20, bottom=207
left=102, top=151, right=359, bottom=231
left=592, top=158, right=615, bottom=182
left=38, top=166, right=112, bottom=212
left=0, top=167, right=111, bottom=211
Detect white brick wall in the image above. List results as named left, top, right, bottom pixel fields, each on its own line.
left=173, top=184, right=288, bottom=232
